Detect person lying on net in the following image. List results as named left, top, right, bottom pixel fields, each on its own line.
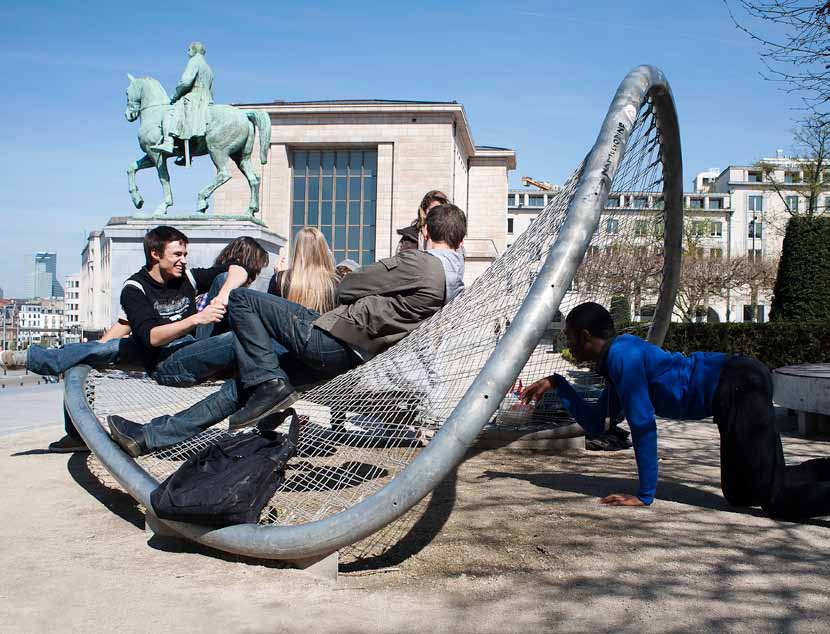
left=8, top=236, right=269, bottom=382
left=108, top=203, right=468, bottom=457
left=8, top=231, right=266, bottom=453
left=521, top=301, right=830, bottom=520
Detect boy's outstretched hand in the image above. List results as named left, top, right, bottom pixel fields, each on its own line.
left=600, top=493, right=646, bottom=507
left=521, top=376, right=555, bottom=404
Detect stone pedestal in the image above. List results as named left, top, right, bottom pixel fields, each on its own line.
left=85, top=215, right=286, bottom=332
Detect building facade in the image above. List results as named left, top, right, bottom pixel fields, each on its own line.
left=0, top=300, right=19, bottom=351
left=23, top=252, right=63, bottom=299
left=63, top=274, right=82, bottom=344
left=16, top=299, right=65, bottom=348
left=212, top=100, right=516, bottom=283
left=506, top=155, right=828, bottom=323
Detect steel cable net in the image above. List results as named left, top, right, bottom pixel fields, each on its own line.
left=87, top=95, right=668, bottom=553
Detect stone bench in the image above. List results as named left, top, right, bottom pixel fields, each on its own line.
left=773, top=364, right=830, bottom=436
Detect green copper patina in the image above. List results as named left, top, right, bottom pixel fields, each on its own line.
left=124, top=43, right=271, bottom=216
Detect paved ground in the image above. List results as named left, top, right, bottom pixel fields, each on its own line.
left=0, top=379, right=63, bottom=436
left=1, top=414, right=829, bottom=633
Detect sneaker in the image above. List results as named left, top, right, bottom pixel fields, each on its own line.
left=0, top=350, right=27, bottom=371
left=48, top=435, right=90, bottom=453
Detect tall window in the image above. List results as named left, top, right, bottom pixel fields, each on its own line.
left=708, top=197, right=724, bottom=210
left=689, top=198, right=704, bottom=209
left=748, top=195, right=763, bottom=213
left=528, top=195, right=545, bottom=207
left=606, top=197, right=620, bottom=208
left=606, top=218, right=620, bottom=234
left=748, top=220, right=763, bottom=239
left=507, top=218, right=514, bottom=234
left=292, top=149, right=377, bottom=266
left=786, top=195, right=799, bottom=212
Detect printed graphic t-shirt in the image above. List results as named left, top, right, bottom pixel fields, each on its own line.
left=120, top=265, right=228, bottom=370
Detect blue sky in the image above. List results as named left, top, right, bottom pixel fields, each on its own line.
left=0, top=0, right=798, bottom=297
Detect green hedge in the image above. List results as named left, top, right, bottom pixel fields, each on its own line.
left=630, top=321, right=830, bottom=369
left=771, top=216, right=830, bottom=321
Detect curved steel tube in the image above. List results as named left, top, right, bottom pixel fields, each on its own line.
left=65, top=65, right=683, bottom=559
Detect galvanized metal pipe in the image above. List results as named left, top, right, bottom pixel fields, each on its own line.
left=65, top=65, right=684, bottom=560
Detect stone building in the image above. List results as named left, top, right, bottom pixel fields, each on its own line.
left=506, top=155, right=830, bottom=323
left=212, top=99, right=515, bottom=283
left=63, top=274, right=82, bottom=344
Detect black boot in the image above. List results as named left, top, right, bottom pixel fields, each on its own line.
left=108, top=415, right=149, bottom=457
left=228, top=379, right=299, bottom=432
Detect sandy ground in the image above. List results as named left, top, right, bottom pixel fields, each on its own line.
left=1, top=419, right=829, bottom=634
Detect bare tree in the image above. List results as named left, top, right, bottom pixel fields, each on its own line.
left=734, top=253, right=780, bottom=321
left=725, top=1, right=830, bottom=118
left=757, top=116, right=830, bottom=226
left=673, top=223, right=744, bottom=322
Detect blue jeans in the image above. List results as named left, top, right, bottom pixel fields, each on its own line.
left=151, top=332, right=237, bottom=387
left=141, top=289, right=360, bottom=450
left=27, top=338, right=143, bottom=376
left=229, top=288, right=359, bottom=390
left=142, top=340, right=308, bottom=449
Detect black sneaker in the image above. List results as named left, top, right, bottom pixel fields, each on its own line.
left=48, top=435, right=90, bottom=453
left=108, top=415, right=149, bottom=457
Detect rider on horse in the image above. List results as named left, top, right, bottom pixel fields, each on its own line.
left=152, top=41, right=214, bottom=165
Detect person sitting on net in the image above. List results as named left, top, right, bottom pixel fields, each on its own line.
left=3, top=234, right=268, bottom=454
left=108, top=204, right=468, bottom=457
left=521, top=301, right=830, bottom=519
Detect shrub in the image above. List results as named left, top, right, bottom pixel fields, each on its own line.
left=610, top=295, right=631, bottom=327
left=770, top=216, right=830, bottom=321
left=630, top=321, right=830, bottom=369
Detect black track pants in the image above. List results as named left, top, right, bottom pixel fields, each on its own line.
left=713, top=355, right=830, bottom=520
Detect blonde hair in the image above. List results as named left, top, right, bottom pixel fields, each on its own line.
left=281, top=227, right=338, bottom=313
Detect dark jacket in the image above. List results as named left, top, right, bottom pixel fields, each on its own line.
left=313, top=249, right=446, bottom=358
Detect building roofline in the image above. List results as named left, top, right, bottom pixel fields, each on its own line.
left=232, top=98, right=517, bottom=167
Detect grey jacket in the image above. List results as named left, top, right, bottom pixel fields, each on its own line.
left=313, top=249, right=447, bottom=358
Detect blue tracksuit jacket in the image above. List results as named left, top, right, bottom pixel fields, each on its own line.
left=554, top=334, right=727, bottom=504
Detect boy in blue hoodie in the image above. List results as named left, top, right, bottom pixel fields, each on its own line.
left=522, top=302, right=830, bottom=519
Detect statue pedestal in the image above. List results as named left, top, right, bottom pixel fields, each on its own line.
left=83, top=215, right=286, bottom=335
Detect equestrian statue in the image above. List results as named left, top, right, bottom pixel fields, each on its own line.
left=124, top=42, right=271, bottom=216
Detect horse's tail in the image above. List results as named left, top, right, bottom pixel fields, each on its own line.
left=246, top=110, right=271, bottom=164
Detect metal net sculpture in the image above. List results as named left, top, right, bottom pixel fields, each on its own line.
left=66, top=65, right=683, bottom=561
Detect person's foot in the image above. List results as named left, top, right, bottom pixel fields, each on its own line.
left=0, top=350, right=27, bottom=371
left=108, top=415, right=149, bottom=457
left=151, top=137, right=175, bottom=154
left=48, top=435, right=90, bottom=453
left=229, top=379, right=299, bottom=432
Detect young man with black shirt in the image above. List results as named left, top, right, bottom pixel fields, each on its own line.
left=118, top=225, right=252, bottom=386
left=108, top=204, right=468, bottom=456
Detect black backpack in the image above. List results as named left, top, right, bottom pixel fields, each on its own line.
left=150, top=412, right=300, bottom=528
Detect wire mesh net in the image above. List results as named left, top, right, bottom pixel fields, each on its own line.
left=86, top=94, right=668, bottom=550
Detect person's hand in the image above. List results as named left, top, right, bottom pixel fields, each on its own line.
left=599, top=493, right=646, bottom=507
left=521, top=376, right=554, bottom=404
left=195, top=303, right=225, bottom=325
left=212, top=292, right=230, bottom=308
left=274, top=254, right=288, bottom=273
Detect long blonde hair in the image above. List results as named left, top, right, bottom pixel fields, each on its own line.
left=281, top=227, right=338, bottom=313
